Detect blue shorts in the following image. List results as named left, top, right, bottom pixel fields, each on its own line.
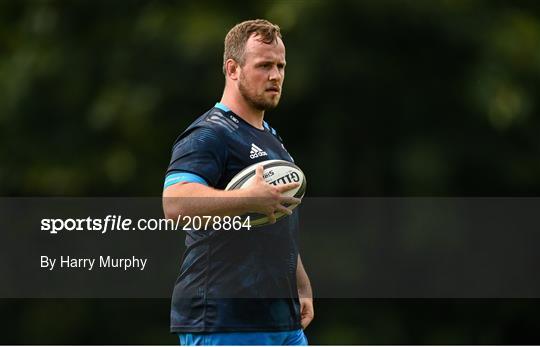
left=178, top=329, right=308, bottom=345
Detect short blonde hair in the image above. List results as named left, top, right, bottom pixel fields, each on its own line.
left=223, top=19, right=282, bottom=75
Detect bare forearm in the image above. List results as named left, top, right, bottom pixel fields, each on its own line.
left=297, top=255, right=312, bottom=299
left=163, top=183, right=252, bottom=219
left=162, top=167, right=301, bottom=223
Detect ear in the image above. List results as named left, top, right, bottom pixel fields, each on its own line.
left=225, top=59, right=240, bottom=81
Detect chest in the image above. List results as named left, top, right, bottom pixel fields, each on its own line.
left=218, top=129, right=294, bottom=188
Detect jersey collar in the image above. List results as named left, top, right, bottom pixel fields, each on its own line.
left=214, top=102, right=231, bottom=112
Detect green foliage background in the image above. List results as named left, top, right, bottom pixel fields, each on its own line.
left=3, top=0, right=540, bottom=197
left=2, top=0, right=540, bottom=344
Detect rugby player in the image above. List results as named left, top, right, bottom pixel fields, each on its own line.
left=163, top=19, right=313, bottom=345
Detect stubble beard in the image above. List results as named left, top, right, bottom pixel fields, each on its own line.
left=238, top=74, right=281, bottom=111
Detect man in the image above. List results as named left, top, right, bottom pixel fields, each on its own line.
left=163, top=19, right=313, bottom=345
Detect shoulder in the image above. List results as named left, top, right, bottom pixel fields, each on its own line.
left=172, top=107, right=239, bottom=147
left=203, top=107, right=240, bottom=134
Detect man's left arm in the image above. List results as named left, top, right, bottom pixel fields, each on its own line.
left=297, top=254, right=314, bottom=329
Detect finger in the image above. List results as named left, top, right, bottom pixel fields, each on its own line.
left=276, top=182, right=300, bottom=193
left=267, top=212, right=276, bottom=224
left=301, top=317, right=311, bottom=329
left=255, top=165, right=264, bottom=178
left=275, top=204, right=293, bottom=216
left=280, top=196, right=301, bottom=205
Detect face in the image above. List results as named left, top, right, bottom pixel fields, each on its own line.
left=237, top=34, right=286, bottom=111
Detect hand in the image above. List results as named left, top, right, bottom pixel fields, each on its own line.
left=299, top=297, right=314, bottom=329
left=241, top=165, right=302, bottom=224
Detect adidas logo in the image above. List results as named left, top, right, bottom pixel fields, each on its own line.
left=249, top=143, right=268, bottom=159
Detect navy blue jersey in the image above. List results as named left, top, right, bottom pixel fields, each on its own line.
left=166, top=103, right=302, bottom=333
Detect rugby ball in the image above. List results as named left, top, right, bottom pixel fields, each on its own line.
left=225, top=159, right=306, bottom=227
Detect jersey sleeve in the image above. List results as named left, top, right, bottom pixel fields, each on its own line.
left=164, top=126, right=228, bottom=188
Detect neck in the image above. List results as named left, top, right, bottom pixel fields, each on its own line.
left=220, top=89, right=265, bottom=130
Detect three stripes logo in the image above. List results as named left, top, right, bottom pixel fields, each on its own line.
left=249, top=143, right=268, bottom=159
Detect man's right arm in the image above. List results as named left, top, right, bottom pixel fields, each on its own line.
left=163, top=165, right=300, bottom=224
